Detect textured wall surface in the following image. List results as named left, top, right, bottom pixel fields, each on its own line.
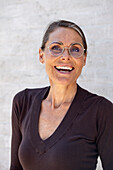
left=0, top=0, right=113, bottom=169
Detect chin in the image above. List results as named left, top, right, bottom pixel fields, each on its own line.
left=51, top=77, right=76, bottom=86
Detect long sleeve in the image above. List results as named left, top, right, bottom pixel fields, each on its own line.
left=96, top=98, right=113, bottom=170
left=9, top=86, right=113, bottom=170
left=10, top=93, right=24, bottom=170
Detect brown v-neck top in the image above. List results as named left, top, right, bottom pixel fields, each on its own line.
left=10, top=85, right=113, bottom=170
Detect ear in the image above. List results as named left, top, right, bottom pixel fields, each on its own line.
left=83, top=53, right=87, bottom=66
left=39, top=48, right=45, bottom=64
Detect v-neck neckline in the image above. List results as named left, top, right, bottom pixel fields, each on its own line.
left=28, top=84, right=87, bottom=155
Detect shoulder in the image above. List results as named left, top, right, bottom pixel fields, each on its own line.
left=97, top=96, right=113, bottom=122
left=13, top=86, right=48, bottom=100
left=12, top=86, right=49, bottom=120
left=79, top=85, right=113, bottom=107
left=79, top=86, right=113, bottom=130
left=78, top=85, right=113, bottom=118
left=86, top=88, right=113, bottom=113
left=13, top=86, right=49, bottom=107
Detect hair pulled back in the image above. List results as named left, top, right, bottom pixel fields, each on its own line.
left=41, top=20, right=87, bottom=54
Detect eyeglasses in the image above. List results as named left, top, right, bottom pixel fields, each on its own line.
left=47, top=42, right=85, bottom=58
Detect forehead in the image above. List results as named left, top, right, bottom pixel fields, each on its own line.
left=47, top=27, right=83, bottom=46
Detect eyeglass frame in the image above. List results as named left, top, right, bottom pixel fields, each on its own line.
left=47, top=41, right=86, bottom=58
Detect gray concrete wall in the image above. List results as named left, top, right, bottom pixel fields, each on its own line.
left=0, top=0, right=113, bottom=169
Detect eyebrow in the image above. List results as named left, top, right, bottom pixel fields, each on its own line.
left=50, top=41, right=63, bottom=45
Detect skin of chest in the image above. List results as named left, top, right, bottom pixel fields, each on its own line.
left=38, top=99, right=71, bottom=140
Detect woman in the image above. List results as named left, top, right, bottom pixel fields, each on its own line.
left=10, top=20, right=113, bottom=170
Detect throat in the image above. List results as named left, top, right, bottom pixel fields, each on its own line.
left=46, top=84, right=77, bottom=109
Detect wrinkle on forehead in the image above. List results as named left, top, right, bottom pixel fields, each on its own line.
left=46, top=27, right=83, bottom=47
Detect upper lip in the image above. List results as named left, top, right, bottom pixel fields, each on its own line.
left=55, top=65, right=74, bottom=70
left=55, top=65, right=74, bottom=71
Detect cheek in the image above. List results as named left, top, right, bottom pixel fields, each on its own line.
left=75, top=57, right=85, bottom=68
left=44, top=53, right=58, bottom=69
left=45, top=59, right=54, bottom=75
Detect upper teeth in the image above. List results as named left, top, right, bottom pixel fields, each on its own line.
left=56, top=66, right=73, bottom=70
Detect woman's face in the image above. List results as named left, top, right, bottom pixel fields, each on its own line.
left=39, top=27, right=86, bottom=86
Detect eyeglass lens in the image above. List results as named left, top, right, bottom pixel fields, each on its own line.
left=49, top=43, right=84, bottom=58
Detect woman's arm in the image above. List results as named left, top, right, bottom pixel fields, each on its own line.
left=96, top=98, right=113, bottom=169
left=10, top=94, right=23, bottom=170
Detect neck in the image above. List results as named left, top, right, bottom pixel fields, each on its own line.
left=46, top=83, right=77, bottom=109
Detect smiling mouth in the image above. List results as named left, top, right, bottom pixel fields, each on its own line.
left=55, top=66, right=74, bottom=73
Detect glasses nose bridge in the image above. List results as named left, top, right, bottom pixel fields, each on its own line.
left=62, top=46, right=70, bottom=57
left=63, top=46, right=70, bottom=55
left=64, top=46, right=70, bottom=50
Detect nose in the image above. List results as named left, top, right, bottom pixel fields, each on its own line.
left=61, top=48, right=71, bottom=61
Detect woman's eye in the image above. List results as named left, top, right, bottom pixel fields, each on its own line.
left=71, top=46, right=80, bottom=53
left=51, top=45, right=61, bottom=51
